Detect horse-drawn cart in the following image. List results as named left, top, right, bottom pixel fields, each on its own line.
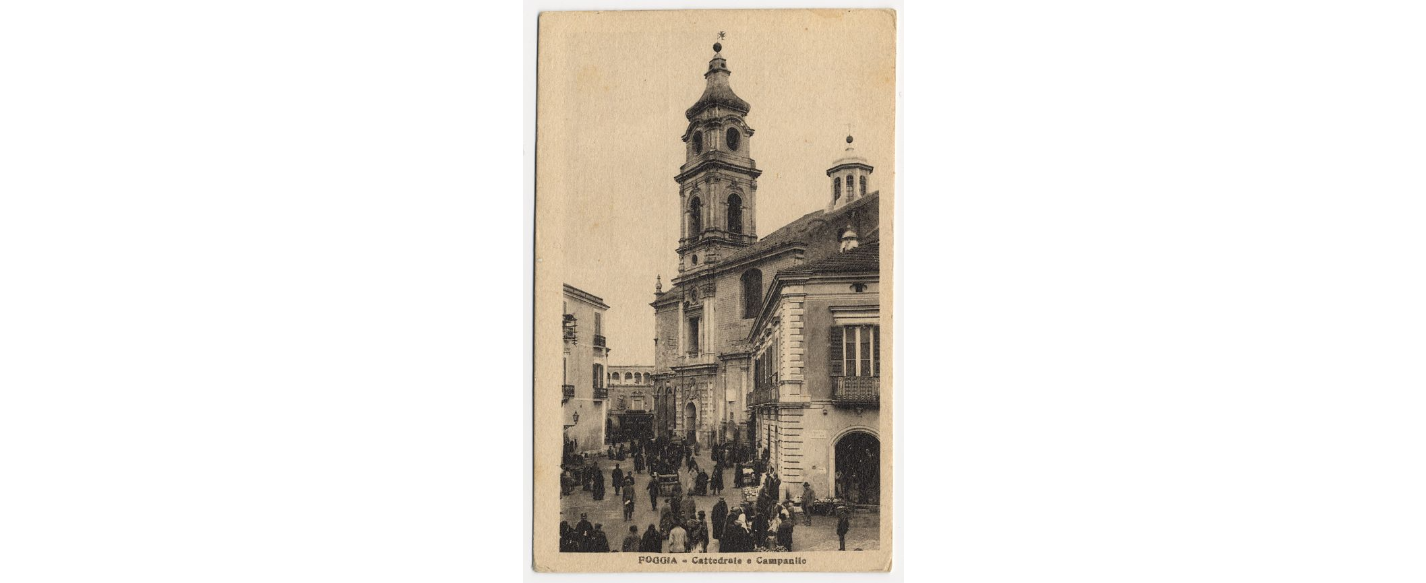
left=653, top=473, right=682, bottom=497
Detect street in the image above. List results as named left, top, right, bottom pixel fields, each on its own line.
left=559, top=445, right=879, bottom=552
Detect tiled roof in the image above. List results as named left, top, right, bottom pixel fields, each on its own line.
left=778, top=239, right=880, bottom=277
left=719, top=192, right=879, bottom=266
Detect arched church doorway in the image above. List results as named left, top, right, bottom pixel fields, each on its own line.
left=833, top=430, right=880, bottom=505
left=683, top=402, right=698, bottom=443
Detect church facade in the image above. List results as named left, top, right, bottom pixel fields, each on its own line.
left=649, top=40, right=882, bottom=488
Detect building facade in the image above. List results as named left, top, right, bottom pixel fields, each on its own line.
left=606, top=365, right=654, bottom=443
left=650, top=42, right=882, bottom=469
left=747, top=236, right=881, bottom=506
left=563, top=284, right=610, bottom=454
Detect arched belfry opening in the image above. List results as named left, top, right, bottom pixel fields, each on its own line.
left=727, top=193, right=743, bottom=234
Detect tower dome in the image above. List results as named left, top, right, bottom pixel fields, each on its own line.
left=826, top=135, right=874, bottom=211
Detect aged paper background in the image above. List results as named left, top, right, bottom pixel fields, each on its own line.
left=534, top=9, right=895, bottom=572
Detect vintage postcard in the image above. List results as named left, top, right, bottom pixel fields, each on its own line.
left=533, top=9, right=895, bottom=572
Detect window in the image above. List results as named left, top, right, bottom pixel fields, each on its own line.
left=625, top=372, right=633, bottom=381
left=692, top=131, right=703, bottom=154
left=593, top=363, right=604, bottom=388
left=741, top=269, right=762, bottom=318
left=845, top=174, right=854, bottom=199
left=689, top=197, right=702, bottom=237
left=594, top=312, right=602, bottom=336
left=725, top=127, right=740, bottom=151
left=687, top=317, right=700, bottom=355
left=831, top=325, right=880, bottom=377
left=860, top=175, right=867, bottom=196
left=833, top=177, right=841, bottom=202
left=727, top=193, right=743, bottom=234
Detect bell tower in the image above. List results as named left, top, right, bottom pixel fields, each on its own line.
left=675, top=41, right=761, bottom=273
left=827, top=134, right=874, bottom=212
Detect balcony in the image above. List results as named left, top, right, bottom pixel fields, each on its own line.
left=593, top=386, right=608, bottom=400
left=593, top=334, right=606, bottom=348
left=562, top=384, right=575, bottom=401
left=749, top=386, right=778, bottom=406
left=832, top=376, right=880, bottom=407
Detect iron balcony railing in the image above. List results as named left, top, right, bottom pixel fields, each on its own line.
left=562, top=384, right=575, bottom=400
left=832, top=376, right=880, bottom=406
left=593, top=386, right=608, bottom=400
left=593, top=334, right=607, bottom=348
left=749, top=386, right=778, bottom=406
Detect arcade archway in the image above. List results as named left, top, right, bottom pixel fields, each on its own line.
left=833, top=430, right=880, bottom=505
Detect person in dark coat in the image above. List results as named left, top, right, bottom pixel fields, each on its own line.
left=589, top=524, right=610, bottom=552
left=836, top=509, right=851, bottom=551
left=574, top=513, right=594, bottom=552
left=611, top=465, right=623, bottom=492
left=776, top=512, right=794, bottom=551
left=695, top=469, right=709, bottom=496
left=801, top=482, right=816, bottom=525
left=646, top=476, right=660, bottom=511
left=592, top=468, right=606, bottom=501
left=559, top=520, right=575, bottom=552
left=691, top=511, right=709, bottom=553
left=633, top=451, right=644, bottom=473
left=711, top=464, right=724, bottom=495
left=710, top=497, right=728, bottom=541
left=720, top=513, right=740, bottom=552
left=640, top=524, right=663, bottom=553
left=621, top=525, right=640, bottom=552
left=751, top=511, right=769, bottom=551
left=734, top=462, right=744, bottom=488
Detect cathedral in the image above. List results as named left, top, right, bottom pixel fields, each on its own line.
left=650, top=41, right=882, bottom=502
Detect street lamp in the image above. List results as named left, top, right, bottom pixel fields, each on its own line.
left=572, top=411, right=580, bottom=424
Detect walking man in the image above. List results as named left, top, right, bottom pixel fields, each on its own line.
left=801, top=482, right=815, bottom=526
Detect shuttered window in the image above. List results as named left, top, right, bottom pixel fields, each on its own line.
left=833, top=325, right=880, bottom=377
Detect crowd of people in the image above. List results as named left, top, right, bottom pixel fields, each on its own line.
left=560, top=436, right=857, bottom=553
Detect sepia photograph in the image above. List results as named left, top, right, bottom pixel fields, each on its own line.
left=533, top=9, right=896, bottom=572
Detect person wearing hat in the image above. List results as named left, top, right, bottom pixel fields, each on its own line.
left=691, top=511, right=709, bottom=553
left=621, top=524, right=640, bottom=552
left=618, top=478, right=635, bottom=518
left=801, top=482, right=816, bottom=525
left=574, top=513, right=594, bottom=552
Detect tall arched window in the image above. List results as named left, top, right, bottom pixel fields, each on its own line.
left=689, top=197, right=702, bottom=237
left=625, top=372, right=633, bottom=381
left=860, top=175, right=867, bottom=196
left=727, top=193, right=743, bottom=234
left=845, top=174, right=854, bottom=199
left=833, top=177, right=842, bottom=202
left=741, top=269, right=763, bottom=319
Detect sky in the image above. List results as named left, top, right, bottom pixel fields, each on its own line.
left=538, top=10, right=895, bottom=365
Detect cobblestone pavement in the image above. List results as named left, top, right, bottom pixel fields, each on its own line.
left=558, top=446, right=879, bottom=553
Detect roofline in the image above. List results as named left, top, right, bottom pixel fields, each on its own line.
left=563, top=284, right=610, bottom=309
